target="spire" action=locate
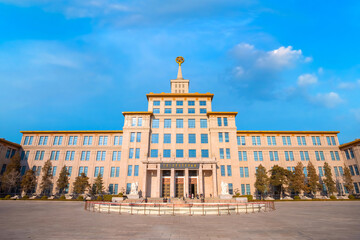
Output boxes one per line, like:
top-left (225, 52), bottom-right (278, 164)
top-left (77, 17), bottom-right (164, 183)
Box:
top-left (171, 56), bottom-right (189, 93)
top-left (175, 56), bottom-right (184, 80)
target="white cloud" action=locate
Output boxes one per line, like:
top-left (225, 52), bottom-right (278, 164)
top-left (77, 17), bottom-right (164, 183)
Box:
top-left (297, 73), bottom-right (318, 86)
top-left (338, 79), bottom-right (360, 89)
top-left (311, 92), bottom-right (344, 108)
top-left (256, 46), bottom-right (303, 69)
top-left (233, 66), bottom-right (244, 77)
top-left (304, 56), bottom-right (313, 63)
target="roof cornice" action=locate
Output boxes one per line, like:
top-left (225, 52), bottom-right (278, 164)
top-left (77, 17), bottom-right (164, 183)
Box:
top-left (339, 139), bottom-right (360, 149)
top-left (236, 130), bottom-right (340, 134)
top-left (20, 130), bottom-right (123, 134)
top-left (146, 92), bottom-right (214, 100)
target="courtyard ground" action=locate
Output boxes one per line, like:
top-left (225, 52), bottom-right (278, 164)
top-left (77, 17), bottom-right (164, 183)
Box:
top-left (0, 200), bottom-right (359, 239)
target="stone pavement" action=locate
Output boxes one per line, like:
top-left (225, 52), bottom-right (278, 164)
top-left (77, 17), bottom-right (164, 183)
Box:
top-left (0, 201), bottom-right (359, 239)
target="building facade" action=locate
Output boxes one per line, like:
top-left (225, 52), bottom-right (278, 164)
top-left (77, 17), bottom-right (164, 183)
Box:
top-left (0, 138), bottom-right (23, 176)
top-left (340, 139), bottom-right (360, 194)
top-left (18, 59), bottom-right (350, 198)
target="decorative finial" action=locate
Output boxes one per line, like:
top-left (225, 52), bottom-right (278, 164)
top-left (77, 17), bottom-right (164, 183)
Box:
top-left (175, 56), bottom-right (184, 66)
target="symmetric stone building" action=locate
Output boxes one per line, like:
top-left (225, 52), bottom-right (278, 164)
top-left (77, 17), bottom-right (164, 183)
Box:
top-left (8, 58), bottom-right (357, 198)
top-left (340, 139), bottom-right (360, 194)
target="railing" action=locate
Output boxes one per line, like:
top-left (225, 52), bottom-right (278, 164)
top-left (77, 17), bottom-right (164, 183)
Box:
top-left (84, 201), bottom-right (275, 216)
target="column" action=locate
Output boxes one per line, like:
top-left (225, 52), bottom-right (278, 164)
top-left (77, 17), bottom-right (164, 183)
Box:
top-left (170, 168), bottom-right (175, 198)
top-left (157, 164), bottom-right (161, 198)
top-left (199, 165), bottom-right (203, 195)
top-left (184, 168), bottom-right (189, 198)
top-left (212, 164), bottom-right (218, 197)
top-left (142, 164), bottom-right (148, 198)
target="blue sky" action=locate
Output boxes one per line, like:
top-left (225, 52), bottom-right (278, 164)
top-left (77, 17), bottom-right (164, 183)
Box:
top-left (0, 0), bottom-right (359, 144)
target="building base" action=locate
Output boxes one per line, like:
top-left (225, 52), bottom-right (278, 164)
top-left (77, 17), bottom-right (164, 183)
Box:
top-left (219, 194), bottom-right (232, 200)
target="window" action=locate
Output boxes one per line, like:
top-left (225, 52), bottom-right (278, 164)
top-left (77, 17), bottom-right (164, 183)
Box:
top-left (176, 134), bottom-right (183, 144)
top-left (335, 151), bottom-right (340, 161)
top-left (135, 148), bottom-right (140, 159)
top-left (110, 167), bottom-right (116, 177)
top-left (254, 151), bottom-right (263, 161)
top-left (164, 134), bottom-right (171, 144)
top-left (1, 164), bottom-right (7, 175)
top-left (189, 149), bottom-right (196, 158)
top-left (269, 151), bottom-right (279, 161)
top-left (163, 149), bottom-right (171, 158)
top-left (152, 119), bottom-right (159, 128)
top-left (303, 167), bottom-right (308, 177)
top-left (349, 166), bottom-right (355, 176)
top-left (227, 165), bottom-right (232, 176)
top-left (38, 136), bottom-right (48, 145)
top-left (201, 134), bottom-right (208, 144)
top-left (201, 149), bottom-right (209, 158)
top-left (327, 136), bottom-right (336, 145)
top-left (223, 117), bottom-right (228, 126)
top-left (78, 166), bottom-right (88, 176)
top-left (217, 117), bottom-right (222, 126)
top-left (35, 151), bottom-right (40, 160)
top-left (354, 183), bottom-right (360, 194)
top-left (315, 151), bottom-right (325, 161)
top-left (252, 136), bottom-right (261, 145)
top-left (224, 132), bottom-right (229, 142)
top-left (334, 167), bottom-right (339, 177)
top-left (218, 133), bottom-right (223, 143)
top-left (188, 108), bottom-right (195, 114)
top-left (98, 136), bottom-right (108, 145)
top-left (354, 165), bottom-right (360, 175)
top-left (138, 118), bottom-right (142, 126)
top-left (282, 136), bottom-right (291, 145)
top-left (312, 136), bottom-right (321, 145)
top-left (128, 148), bottom-right (134, 159)
top-left (127, 165), bottom-right (132, 176)
top-left (24, 136), bottom-right (34, 145)
top-left (188, 101), bottom-right (195, 106)
top-left (112, 151), bottom-right (121, 161)
top-left (165, 100), bottom-right (172, 106)
top-left (136, 133), bottom-right (141, 142)
top-left (297, 136), bottom-right (306, 145)
top-left (267, 136), bottom-right (276, 145)
top-left (176, 108), bottom-right (183, 114)
top-left (96, 151), bottom-right (106, 161)
top-left (151, 134), bottom-right (159, 144)
top-left (219, 148), bottom-right (224, 159)
top-left (68, 136), bottom-right (78, 145)
top-left (200, 108), bottom-right (207, 114)
top-left (200, 101), bottom-right (206, 106)
top-left (221, 165), bottom-right (225, 176)
top-left (131, 117), bottom-right (137, 126)
top-left (164, 119), bottom-right (171, 128)
top-left (237, 136), bottom-right (246, 145)
top-left (241, 184), bottom-right (246, 195)
top-left (53, 136), bottom-right (63, 145)
top-left (65, 151), bottom-right (75, 161)
top-left (246, 184), bottom-right (251, 195)
top-left (176, 119), bottom-right (183, 128)
top-left (318, 167), bottom-right (324, 177)
top-left (134, 165), bottom-right (139, 176)
top-left (238, 151), bottom-right (247, 161)
top-left (330, 151), bottom-right (335, 161)
top-left (300, 151), bottom-right (309, 161)
top-left (188, 119), bottom-right (195, 128)
top-left (130, 132), bottom-right (135, 142)
top-left (153, 108), bottom-right (160, 114)
top-left (150, 149), bottom-right (158, 158)
top-left (226, 148), bottom-right (231, 159)
top-left (165, 108), bottom-right (172, 114)
top-left (200, 119), bottom-right (207, 128)
top-left (83, 136), bottom-right (93, 145)
top-left (176, 149), bottom-right (184, 158)
top-left (285, 151), bottom-right (294, 161)
top-left (114, 136), bottom-right (122, 145)
top-left (350, 149), bottom-right (355, 158)
top-left (153, 101), bottom-right (160, 106)
top-left (176, 101), bottom-right (183, 106)
top-left (240, 167), bottom-right (249, 177)
top-left (188, 134), bottom-right (196, 144)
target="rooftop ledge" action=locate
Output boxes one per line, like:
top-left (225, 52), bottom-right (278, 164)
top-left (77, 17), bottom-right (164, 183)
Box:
top-left (339, 139), bottom-right (360, 148)
top-left (122, 111), bottom-right (153, 116)
top-left (236, 130), bottom-right (340, 135)
top-left (146, 92), bottom-right (214, 100)
top-left (207, 112), bottom-right (238, 116)
top-left (20, 130), bottom-right (123, 134)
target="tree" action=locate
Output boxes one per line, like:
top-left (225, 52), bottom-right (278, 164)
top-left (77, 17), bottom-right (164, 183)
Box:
top-left (56, 166), bottom-right (69, 195)
top-left (288, 162), bottom-right (305, 196)
top-left (93, 174), bottom-right (104, 195)
top-left (343, 165), bottom-right (354, 195)
top-left (73, 173), bottom-right (90, 195)
top-left (21, 170), bottom-right (37, 195)
top-left (1, 153), bottom-right (21, 194)
top-left (254, 164), bottom-right (269, 200)
top-left (269, 165), bottom-right (290, 199)
top-left (323, 162), bottom-right (337, 196)
top-left (306, 161), bottom-right (321, 196)
top-left (40, 160), bottom-right (53, 196)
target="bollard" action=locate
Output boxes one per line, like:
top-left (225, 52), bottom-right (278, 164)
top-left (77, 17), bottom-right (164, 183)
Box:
top-left (131, 204), bottom-right (133, 215)
top-left (93, 202), bottom-right (95, 212)
top-left (202, 204), bottom-right (205, 216)
top-left (84, 201), bottom-right (87, 210)
top-left (172, 204), bottom-right (175, 216)
top-left (108, 203), bottom-right (111, 214)
top-left (99, 203), bottom-right (101, 213)
top-left (258, 204), bottom-right (261, 213)
top-left (236, 204), bottom-right (239, 215)
top-left (144, 204), bottom-right (146, 215)
top-left (189, 205), bottom-right (192, 216)
top-left (227, 204), bottom-right (230, 215)
top-left (119, 203), bottom-right (121, 215)
top-left (158, 204), bottom-right (161, 216)
top-left (217, 204), bottom-right (220, 216)
top-left (245, 203), bottom-right (248, 214)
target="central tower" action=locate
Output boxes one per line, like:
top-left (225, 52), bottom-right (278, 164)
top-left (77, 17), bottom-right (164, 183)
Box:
top-left (171, 56), bottom-right (189, 93)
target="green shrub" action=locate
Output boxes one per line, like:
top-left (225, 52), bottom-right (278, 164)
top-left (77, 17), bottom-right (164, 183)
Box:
top-left (22, 195), bottom-right (29, 200)
top-left (96, 196), bottom-right (103, 201)
top-left (4, 195), bottom-right (11, 200)
top-left (77, 196), bottom-right (84, 201)
top-left (118, 193), bottom-right (123, 197)
top-left (59, 195), bottom-right (66, 200)
top-left (41, 196), bottom-right (48, 200)
top-left (330, 195), bottom-right (337, 200)
top-left (234, 195), bottom-right (253, 201)
top-left (348, 195), bottom-right (355, 200)
top-left (293, 196), bottom-right (301, 200)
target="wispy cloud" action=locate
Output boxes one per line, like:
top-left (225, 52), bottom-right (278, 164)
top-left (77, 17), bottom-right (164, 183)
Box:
top-left (310, 92), bottom-right (344, 108)
top-left (297, 73), bottom-right (318, 86)
top-left (338, 79), bottom-right (360, 89)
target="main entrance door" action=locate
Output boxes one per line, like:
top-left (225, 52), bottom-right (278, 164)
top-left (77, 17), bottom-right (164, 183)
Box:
top-left (162, 178), bottom-right (170, 198)
top-left (175, 178), bottom-right (184, 197)
top-left (189, 177), bottom-right (197, 197)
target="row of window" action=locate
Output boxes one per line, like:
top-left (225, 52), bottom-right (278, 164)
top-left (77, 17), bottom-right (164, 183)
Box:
top-left (237, 151), bottom-right (341, 161)
top-left (152, 119), bottom-right (208, 128)
top-left (150, 149), bottom-right (210, 158)
top-left (32, 150), bottom-right (122, 162)
top-left (0, 164), bottom-right (26, 175)
top-left (153, 100), bottom-right (207, 107)
top-left (23, 135), bottom-right (123, 146)
top-left (153, 108), bottom-right (207, 114)
top-left (237, 136), bottom-right (337, 146)
top-left (151, 133), bottom-right (209, 144)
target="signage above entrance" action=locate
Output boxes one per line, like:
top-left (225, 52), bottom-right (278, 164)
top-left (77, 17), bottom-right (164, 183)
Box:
top-left (160, 163), bottom-right (199, 169)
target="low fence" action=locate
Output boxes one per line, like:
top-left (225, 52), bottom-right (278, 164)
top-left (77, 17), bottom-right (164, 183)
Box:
top-left (84, 201), bottom-right (275, 216)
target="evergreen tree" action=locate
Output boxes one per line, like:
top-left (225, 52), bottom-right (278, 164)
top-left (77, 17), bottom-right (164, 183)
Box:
top-left (94, 174), bottom-right (104, 195)
top-left (288, 162), bottom-right (305, 196)
top-left (306, 161), bottom-right (321, 196)
top-left (56, 166), bottom-right (69, 195)
top-left (343, 164), bottom-right (354, 195)
top-left (21, 170), bottom-right (37, 195)
top-left (323, 162), bottom-right (337, 196)
top-left (254, 164), bottom-right (269, 200)
top-left (269, 165), bottom-right (289, 198)
top-left (40, 160), bottom-right (53, 196)
top-left (73, 173), bottom-right (90, 195)
top-left (1, 153), bottom-right (21, 194)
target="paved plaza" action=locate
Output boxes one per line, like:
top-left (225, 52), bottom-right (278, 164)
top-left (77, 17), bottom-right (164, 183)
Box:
top-left (0, 201), bottom-right (359, 240)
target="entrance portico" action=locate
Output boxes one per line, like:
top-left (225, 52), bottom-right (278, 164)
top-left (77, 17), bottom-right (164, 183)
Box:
top-left (142, 161), bottom-right (217, 198)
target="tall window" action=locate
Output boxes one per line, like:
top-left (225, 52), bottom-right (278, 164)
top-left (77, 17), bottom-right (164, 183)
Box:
top-left (269, 151), bottom-right (279, 161)
top-left (164, 134), bottom-right (171, 144)
top-left (297, 136), bottom-right (306, 145)
top-left (112, 151), bottom-right (121, 161)
top-left (98, 136), bottom-right (108, 145)
top-left (238, 151), bottom-right (247, 161)
top-left (68, 136), bottom-right (78, 145)
top-left (135, 148), bottom-right (140, 159)
top-left (219, 148), bottom-right (224, 159)
top-left (201, 134), bottom-right (208, 144)
top-left (137, 117), bottom-right (142, 126)
top-left (221, 165), bottom-right (225, 176)
top-left (237, 136), bottom-right (246, 145)
top-left (300, 151), bottom-right (309, 161)
top-left (131, 117), bottom-right (137, 126)
top-left (218, 132), bottom-right (223, 143)
top-left (38, 136), bottom-right (48, 145)
top-left (129, 148), bottom-right (134, 159)
top-left (226, 148), bottom-right (231, 159)
top-left (327, 136), bottom-right (336, 145)
top-left (134, 165), bottom-right (139, 176)
top-left (224, 132), bottom-right (229, 142)
top-left (83, 136), bottom-right (93, 145)
top-left (164, 119), bottom-right (171, 128)
top-left (176, 119), bottom-right (183, 128)
top-left (176, 149), bottom-right (184, 158)
top-left (188, 119), bottom-right (195, 128)
top-left (127, 165), bottom-right (132, 176)
top-left (227, 165), bottom-right (232, 176)
top-left (223, 117), bottom-right (228, 126)
top-left (188, 134), bottom-right (196, 144)
top-left (130, 133), bottom-right (135, 142)
top-left (114, 136), bottom-right (122, 145)
top-left (282, 136), bottom-right (291, 145)
top-left (201, 149), bottom-right (209, 158)
top-left (65, 151), bottom-right (75, 161)
top-left (176, 134), bottom-right (183, 144)
top-left (163, 149), bottom-right (171, 158)
top-left (151, 134), bottom-right (159, 144)
top-left (253, 151), bottom-right (263, 161)
top-left (136, 133), bottom-right (141, 142)
top-left (200, 119), bottom-right (207, 128)
top-left (285, 151), bottom-right (294, 161)
top-left (312, 136), bottom-right (321, 145)
top-left (96, 151), bottom-right (106, 161)
top-left (189, 149), bottom-right (196, 158)
top-left (152, 119), bottom-right (159, 128)
top-left (318, 167), bottom-right (324, 177)
top-left (24, 136), bottom-right (34, 145)
top-left (267, 136), bottom-right (276, 145)
top-left (252, 136), bottom-right (261, 145)
top-left (217, 117), bottom-right (222, 127)
top-left (53, 136), bottom-right (63, 145)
